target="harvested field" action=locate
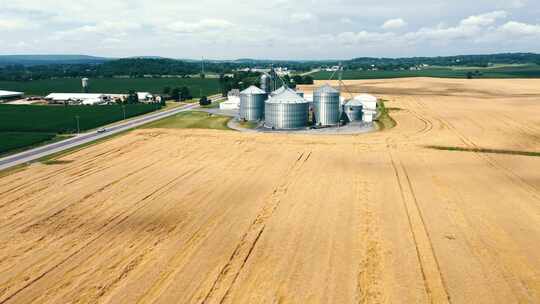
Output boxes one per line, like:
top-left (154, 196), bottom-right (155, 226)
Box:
top-left (1, 78), bottom-right (540, 303)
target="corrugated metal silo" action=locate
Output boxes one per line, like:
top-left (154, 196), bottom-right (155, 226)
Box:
top-left (264, 88), bottom-right (309, 129)
top-left (240, 86), bottom-right (268, 121)
top-left (313, 84), bottom-right (340, 126)
top-left (344, 99), bottom-right (363, 122)
top-left (260, 74), bottom-right (271, 93)
top-left (271, 86), bottom-right (287, 96)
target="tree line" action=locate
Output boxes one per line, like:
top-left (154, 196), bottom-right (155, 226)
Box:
top-left (1, 53), bottom-right (539, 82)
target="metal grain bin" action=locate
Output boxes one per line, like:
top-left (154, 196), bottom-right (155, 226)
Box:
top-left (240, 86), bottom-right (268, 121)
top-left (264, 88), bottom-right (309, 129)
top-left (271, 86), bottom-right (287, 96)
top-left (344, 99), bottom-right (363, 122)
top-left (313, 84), bottom-right (340, 126)
top-left (260, 74), bottom-right (271, 93)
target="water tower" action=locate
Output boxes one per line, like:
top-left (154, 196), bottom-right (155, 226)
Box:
top-left (82, 78), bottom-right (89, 93)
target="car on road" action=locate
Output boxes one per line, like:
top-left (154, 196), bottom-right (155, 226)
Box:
top-left (97, 128), bottom-right (107, 133)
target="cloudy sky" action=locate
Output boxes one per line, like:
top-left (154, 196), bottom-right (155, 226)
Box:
top-left (1, 0), bottom-right (540, 59)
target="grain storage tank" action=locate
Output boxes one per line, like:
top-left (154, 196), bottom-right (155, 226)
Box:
top-left (82, 78), bottom-right (89, 93)
top-left (265, 88), bottom-right (309, 129)
top-left (354, 94), bottom-right (378, 122)
top-left (260, 74), bottom-right (271, 93)
top-left (344, 99), bottom-right (363, 122)
top-left (313, 84), bottom-right (340, 126)
top-left (271, 86), bottom-right (287, 96)
top-left (240, 86), bottom-right (268, 121)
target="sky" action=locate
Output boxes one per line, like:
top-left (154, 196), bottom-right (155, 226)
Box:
top-left (1, 0), bottom-right (540, 60)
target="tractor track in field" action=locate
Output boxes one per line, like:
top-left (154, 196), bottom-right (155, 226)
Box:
top-left (0, 173), bottom-right (186, 304)
top-left (417, 98), bottom-right (540, 202)
top-left (201, 151), bottom-right (311, 304)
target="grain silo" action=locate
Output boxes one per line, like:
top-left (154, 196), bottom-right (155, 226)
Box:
top-left (260, 74), bottom-right (271, 93)
top-left (240, 86), bottom-right (268, 121)
top-left (271, 86), bottom-right (287, 96)
top-left (82, 78), bottom-right (89, 93)
top-left (344, 99), bottom-right (363, 122)
top-left (313, 84), bottom-right (340, 126)
top-left (265, 88), bottom-right (309, 129)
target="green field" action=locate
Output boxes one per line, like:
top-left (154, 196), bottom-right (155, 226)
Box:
top-left (142, 111), bottom-right (232, 130)
top-left (0, 104), bottom-right (161, 134)
top-left (0, 78), bottom-right (220, 97)
top-left (313, 65), bottom-right (540, 80)
top-left (0, 132), bottom-right (59, 155)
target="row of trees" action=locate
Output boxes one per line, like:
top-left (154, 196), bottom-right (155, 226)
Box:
top-left (218, 71), bottom-right (261, 96)
top-left (162, 86), bottom-right (192, 101)
top-left (3, 54), bottom-right (539, 82)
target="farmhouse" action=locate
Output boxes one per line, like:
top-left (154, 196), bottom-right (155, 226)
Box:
top-left (0, 90), bottom-right (24, 102)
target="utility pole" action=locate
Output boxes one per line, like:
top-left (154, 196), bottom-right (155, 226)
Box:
top-left (122, 105), bottom-right (126, 120)
top-left (75, 115), bottom-right (80, 134)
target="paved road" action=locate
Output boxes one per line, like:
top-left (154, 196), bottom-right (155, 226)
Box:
top-left (0, 103), bottom-right (201, 171)
top-left (300, 69), bottom-right (320, 76)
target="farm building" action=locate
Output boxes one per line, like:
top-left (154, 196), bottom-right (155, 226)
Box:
top-left (45, 93), bottom-right (110, 105)
top-left (354, 94), bottom-right (378, 122)
top-left (137, 92), bottom-right (154, 102)
top-left (0, 90), bottom-right (24, 102)
top-left (45, 92), bottom-right (157, 105)
top-left (220, 89), bottom-right (241, 110)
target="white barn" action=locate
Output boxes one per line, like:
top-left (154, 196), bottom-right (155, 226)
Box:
top-left (0, 90), bottom-right (24, 102)
top-left (45, 93), bottom-right (110, 105)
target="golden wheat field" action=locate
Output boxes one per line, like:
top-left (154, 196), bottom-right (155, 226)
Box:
top-left (1, 78), bottom-right (539, 303)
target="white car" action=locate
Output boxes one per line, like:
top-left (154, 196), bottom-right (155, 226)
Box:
top-left (97, 128), bottom-right (107, 133)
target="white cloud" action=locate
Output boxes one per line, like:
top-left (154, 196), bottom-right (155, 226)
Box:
top-left (165, 19), bottom-right (233, 34)
top-left (52, 21), bottom-right (141, 41)
top-left (0, 17), bottom-right (35, 30)
top-left (335, 11), bottom-right (534, 48)
top-left (499, 21), bottom-right (540, 36)
top-left (290, 13), bottom-right (317, 23)
top-left (382, 18), bottom-right (407, 30)
top-left (340, 17), bottom-right (353, 25)
top-left (1, 1), bottom-right (540, 59)
top-left (460, 11), bottom-right (507, 27)
top-left (337, 31), bottom-right (395, 46)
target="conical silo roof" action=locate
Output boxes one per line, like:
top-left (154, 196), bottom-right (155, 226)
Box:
top-left (266, 88), bottom-right (308, 104)
top-left (314, 84), bottom-right (340, 94)
top-left (271, 86), bottom-right (287, 96)
top-left (240, 85), bottom-right (266, 95)
top-left (345, 99), bottom-right (364, 106)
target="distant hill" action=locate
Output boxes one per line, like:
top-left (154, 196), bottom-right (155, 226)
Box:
top-left (345, 53), bottom-right (540, 68)
top-left (0, 55), bottom-right (111, 66)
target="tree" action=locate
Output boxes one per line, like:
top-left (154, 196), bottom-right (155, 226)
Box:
top-left (126, 90), bottom-right (139, 104)
top-left (199, 96), bottom-right (211, 106)
top-left (170, 88), bottom-right (180, 101)
top-left (180, 86), bottom-right (192, 100)
top-left (292, 75), bottom-right (303, 84)
top-left (162, 86), bottom-right (171, 95)
top-left (304, 75), bottom-right (314, 85)
top-left (466, 72), bottom-right (473, 79)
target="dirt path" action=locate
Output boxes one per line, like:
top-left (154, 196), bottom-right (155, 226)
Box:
top-left (1, 78), bottom-right (539, 303)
